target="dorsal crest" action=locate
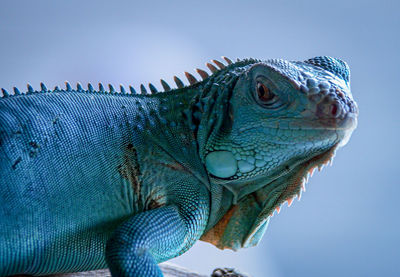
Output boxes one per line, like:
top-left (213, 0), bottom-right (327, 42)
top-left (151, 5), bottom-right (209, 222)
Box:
top-left (0, 56), bottom-right (255, 98)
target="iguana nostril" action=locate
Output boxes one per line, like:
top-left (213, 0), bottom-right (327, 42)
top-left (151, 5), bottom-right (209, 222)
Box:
top-left (316, 97), bottom-right (344, 119)
top-left (330, 103), bottom-right (338, 116)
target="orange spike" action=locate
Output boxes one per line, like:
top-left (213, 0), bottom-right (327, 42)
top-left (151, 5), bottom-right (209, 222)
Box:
top-left (206, 62), bottom-right (218, 73)
top-left (275, 206), bottom-right (280, 214)
top-left (212, 59), bottom-right (225, 69)
top-left (196, 68), bottom-right (209, 80)
top-left (173, 76), bottom-right (185, 88)
top-left (287, 198), bottom-right (293, 207)
top-left (308, 167), bottom-right (315, 177)
top-left (184, 72), bottom-right (198, 85)
top-left (222, 56), bottom-right (233, 64)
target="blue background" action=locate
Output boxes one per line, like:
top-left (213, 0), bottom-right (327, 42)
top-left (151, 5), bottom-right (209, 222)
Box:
top-left (1, 1), bottom-right (399, 276)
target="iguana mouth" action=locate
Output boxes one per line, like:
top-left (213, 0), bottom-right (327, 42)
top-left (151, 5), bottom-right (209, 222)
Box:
top-left (242, 145), bottom-right (338, 248)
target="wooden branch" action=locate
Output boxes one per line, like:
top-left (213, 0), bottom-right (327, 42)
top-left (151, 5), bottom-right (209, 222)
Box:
top-left (49, 263), bottom-right (250, 277)
top-left (159, 263), bottom-right (208, 277)
top-left (49, 263), bottom-right (207, 277)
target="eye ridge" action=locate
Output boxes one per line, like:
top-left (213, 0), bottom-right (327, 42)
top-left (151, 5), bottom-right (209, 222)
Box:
top-left (256, 82), bottom-right (275, 102)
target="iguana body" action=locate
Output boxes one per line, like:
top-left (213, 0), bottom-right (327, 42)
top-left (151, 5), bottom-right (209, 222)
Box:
top-left (0, 56), bottom-right (358, 276)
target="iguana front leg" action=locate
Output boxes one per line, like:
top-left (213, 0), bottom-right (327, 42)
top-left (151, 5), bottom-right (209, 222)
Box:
top-left (105, 181), bottom-right (209, 277)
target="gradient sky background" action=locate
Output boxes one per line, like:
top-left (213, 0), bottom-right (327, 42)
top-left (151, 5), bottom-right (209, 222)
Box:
top-left (0, 1), bottom-right (399, 276)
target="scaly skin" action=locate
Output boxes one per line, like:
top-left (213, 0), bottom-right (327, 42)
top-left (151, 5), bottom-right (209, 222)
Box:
top-left (0, 56), bottom-right (358, 276)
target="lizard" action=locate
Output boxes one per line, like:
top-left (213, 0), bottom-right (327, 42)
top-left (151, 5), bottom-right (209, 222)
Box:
top-left (0, 56), bottom-right (358, 277)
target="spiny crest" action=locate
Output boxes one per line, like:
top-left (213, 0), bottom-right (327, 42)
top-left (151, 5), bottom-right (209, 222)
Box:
top-left (140, 84), bottom-right (147, 94)
top-left (184, 72), bottom-right (198, 85)
top-left (13, 87), bottom-right (21, 95)
top-left (173, 76), bottom-right (185, 89)
top-left (40, 82), bottom-right (48, 92)
top-left (27, 84), bottom-right (34, 93)
top-left (1, 56), bottom-right (254, 98)
top-left (196, 68), bottom-right (209, 80)
top-left (160, 79), bottom-right (171, 91)
top-left (148, 83), bottom-right (158, 94)
top-left (1, 88), bottom-right (9, 97)
top-left (77, 82), bottom-right (84, 92)
top-left (120, 85), bottom-right (126, 94)
top-left (206, 63), bottom-right (218, 73)
top-left (109, 84), bottom-right (115, 93)
top-left (169, 56), bottom-right (236, 89)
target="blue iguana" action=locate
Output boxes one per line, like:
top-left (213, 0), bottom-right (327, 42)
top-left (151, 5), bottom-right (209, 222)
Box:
top-left (0, 56), bottom-right (358, 276)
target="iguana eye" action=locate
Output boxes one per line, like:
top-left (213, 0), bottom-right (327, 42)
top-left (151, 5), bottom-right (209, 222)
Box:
top-left (256, 82), bottom-right (275, 103)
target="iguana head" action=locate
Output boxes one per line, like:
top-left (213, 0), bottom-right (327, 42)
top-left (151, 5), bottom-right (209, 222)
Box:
top-left (198, 56), bottom-right (358, 250)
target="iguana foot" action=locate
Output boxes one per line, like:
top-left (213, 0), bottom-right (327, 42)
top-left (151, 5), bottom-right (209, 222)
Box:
top-left (211, 267), bottom-right (249, 277)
